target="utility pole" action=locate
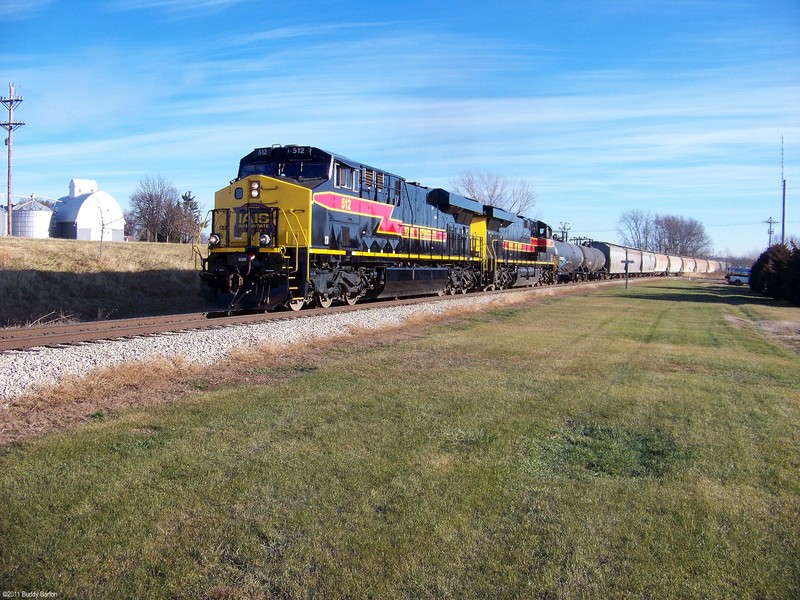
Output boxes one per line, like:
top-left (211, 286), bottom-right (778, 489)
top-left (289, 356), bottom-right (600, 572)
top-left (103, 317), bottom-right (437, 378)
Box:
top-left (765, 217), bottom-right (777, 247)
top-left (558, 221), bottom-right (570, 242)
top-left (1, 83), bottom-right (25, 236)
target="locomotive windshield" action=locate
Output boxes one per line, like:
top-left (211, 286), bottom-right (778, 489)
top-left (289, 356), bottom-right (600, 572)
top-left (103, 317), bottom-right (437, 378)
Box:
top-left (237, 146), bottom-right (332, 182)
top-left (238, 159), bottom-right (330, 181)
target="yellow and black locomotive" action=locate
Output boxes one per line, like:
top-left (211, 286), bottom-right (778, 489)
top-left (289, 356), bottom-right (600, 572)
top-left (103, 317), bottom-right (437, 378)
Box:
top-left (199, 145), bottom-right (557, 311)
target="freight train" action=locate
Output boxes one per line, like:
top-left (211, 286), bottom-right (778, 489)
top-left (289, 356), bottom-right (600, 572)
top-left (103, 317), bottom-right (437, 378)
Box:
top-left (198, 145), bottom-right (723, 311)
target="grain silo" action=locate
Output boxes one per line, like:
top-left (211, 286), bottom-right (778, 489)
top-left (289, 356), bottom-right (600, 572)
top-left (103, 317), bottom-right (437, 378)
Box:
top-left (12, 199), bottom-right (52, 238)
top-left (0, 206), bottom-right (7, 236)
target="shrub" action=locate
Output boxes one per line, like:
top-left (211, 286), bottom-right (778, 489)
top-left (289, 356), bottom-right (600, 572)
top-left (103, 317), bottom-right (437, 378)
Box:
top-left (751, 243), bottom-right (799, 305)
top-left (788, 243), bottom-right (800, 306)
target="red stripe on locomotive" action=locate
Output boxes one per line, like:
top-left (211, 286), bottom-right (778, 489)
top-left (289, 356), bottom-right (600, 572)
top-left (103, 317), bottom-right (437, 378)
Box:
top-left (314, 192), bottom-right (404, 236)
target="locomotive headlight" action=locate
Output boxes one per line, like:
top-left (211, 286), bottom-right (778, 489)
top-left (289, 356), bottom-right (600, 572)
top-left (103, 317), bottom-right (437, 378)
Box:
top-left (259, 232), bottom-right (271, 246)
top-left (250, 180), bottom-right (261, 198)
top-left (208, 233), bottom-right (221, 247)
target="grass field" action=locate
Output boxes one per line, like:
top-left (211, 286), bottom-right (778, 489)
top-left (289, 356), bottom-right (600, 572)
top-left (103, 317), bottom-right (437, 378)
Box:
top-left (1, 280), bottom-right (798, 598)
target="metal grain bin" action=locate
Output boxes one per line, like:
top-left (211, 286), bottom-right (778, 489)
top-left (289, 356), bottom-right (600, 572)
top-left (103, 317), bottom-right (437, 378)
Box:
top-left (12, 200), bottom-right (52, 238)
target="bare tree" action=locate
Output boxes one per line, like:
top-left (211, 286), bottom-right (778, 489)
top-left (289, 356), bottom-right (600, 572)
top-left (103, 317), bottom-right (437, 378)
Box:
top-left (617, 210), bottom-right (712, 256)
top-left (129, 176), bottom-right (180, 242)
top-left (450, 171), bottom-right (536, 216)
top-left (507, 178), bottom-right (536, 217)
top-left (653, 215), bottom-right (712, 256)
top-left (160, 199), bottom-right (187, 243)
top-left (617, 209), bottom-right (654, 250)
top-left (94, 197), bottom-right (124, 258)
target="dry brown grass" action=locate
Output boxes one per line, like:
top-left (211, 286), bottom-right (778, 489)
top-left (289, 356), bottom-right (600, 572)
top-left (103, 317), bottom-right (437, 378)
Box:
top-left (0, 320), bottom-right (439, 445)
top-left (0, 237), bottom-right (206, 325)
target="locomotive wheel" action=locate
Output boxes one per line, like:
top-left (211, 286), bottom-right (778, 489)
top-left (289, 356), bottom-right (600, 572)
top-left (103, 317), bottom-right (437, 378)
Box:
top-left (344, 294), bottom-right (359, 306)
top-left (287, 298), bottom-right (305, 312)
top-left (315, 293), bottom-right (333, 309)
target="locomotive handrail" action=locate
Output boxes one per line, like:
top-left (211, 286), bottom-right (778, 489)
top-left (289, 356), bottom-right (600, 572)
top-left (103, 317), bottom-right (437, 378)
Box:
top-left (191, 210), bottom-right (213, 270)
top-left (485, 236), bottom-right (498, 271)
top-left (278, 207), bottom-right (310, 282)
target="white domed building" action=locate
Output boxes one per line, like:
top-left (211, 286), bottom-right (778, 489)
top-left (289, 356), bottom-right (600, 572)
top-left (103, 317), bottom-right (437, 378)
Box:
top-left (50, 179), bottom-right (126, 241)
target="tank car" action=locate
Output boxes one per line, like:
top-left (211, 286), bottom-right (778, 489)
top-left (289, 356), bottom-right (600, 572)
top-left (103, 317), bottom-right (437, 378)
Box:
top-left (578, 244), bottom-right (606, 278)
top-left (199, 145), bottom-right (557, 311)
top-left (553, 239), bottom-right (584, 282)
top-left (553, 239), bottom-right (605, 282)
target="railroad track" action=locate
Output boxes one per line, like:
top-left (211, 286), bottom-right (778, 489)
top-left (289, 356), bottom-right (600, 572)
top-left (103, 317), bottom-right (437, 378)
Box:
top-left (0, 279), bottom-right (648, 353)
top-left (0, 293), bottom-right (458, 352)
top-left (0, 306), bottom-right (359, 353)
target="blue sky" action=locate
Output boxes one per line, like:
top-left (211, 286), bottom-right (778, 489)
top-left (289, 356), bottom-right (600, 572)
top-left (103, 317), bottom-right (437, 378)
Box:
top-left (2, 0), bottom-right (798, 256)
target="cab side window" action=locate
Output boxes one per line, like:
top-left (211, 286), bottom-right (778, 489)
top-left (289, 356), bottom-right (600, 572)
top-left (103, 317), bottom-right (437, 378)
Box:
top-left (335, 162), bottom-right (358, 192)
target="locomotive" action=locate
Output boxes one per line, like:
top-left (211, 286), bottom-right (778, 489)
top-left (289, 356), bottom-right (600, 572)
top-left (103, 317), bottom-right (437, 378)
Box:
top-left (198, 145), bottom-right (724, 311)
top-left (199, 145), bottom-right (557, 311)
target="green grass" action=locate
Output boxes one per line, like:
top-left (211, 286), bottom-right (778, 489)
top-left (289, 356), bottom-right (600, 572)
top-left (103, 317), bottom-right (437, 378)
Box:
top-left (1, 281), bottom-right (798, 598)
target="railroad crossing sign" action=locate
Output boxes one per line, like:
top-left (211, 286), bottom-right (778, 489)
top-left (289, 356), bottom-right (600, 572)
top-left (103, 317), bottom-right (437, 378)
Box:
top-left (621, 259), bottom-right (633, 288)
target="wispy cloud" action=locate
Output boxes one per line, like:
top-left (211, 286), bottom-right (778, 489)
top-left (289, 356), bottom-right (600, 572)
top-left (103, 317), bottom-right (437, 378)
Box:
top-left (108, 0), bottom-right (256, 15)
top-left (0, 0), bottom-right (54, 21)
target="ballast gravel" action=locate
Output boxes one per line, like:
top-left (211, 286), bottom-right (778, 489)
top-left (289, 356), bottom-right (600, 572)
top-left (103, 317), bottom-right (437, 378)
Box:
top-left (0, 293), bottom-right (515, 403)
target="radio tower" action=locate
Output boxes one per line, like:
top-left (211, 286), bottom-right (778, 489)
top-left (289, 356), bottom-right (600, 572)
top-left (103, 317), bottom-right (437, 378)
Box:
top-left (781, 136), bottom-right (787, 245)
top-left (1, 83), bottom-right (25, 236)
